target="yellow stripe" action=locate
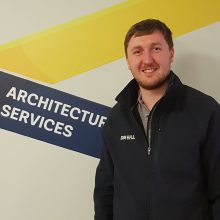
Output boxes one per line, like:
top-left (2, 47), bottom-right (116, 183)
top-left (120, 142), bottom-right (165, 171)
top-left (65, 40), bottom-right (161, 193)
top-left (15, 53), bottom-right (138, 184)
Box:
top-left (0, 0), bottom-right (219, 83)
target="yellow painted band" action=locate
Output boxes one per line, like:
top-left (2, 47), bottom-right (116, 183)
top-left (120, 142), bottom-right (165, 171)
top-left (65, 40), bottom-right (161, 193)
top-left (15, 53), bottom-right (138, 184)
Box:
top-left (0, 0), bottom-right (219, 83)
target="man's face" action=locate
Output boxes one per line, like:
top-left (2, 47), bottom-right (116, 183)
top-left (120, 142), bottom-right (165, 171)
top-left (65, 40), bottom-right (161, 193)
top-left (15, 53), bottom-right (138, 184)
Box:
top-left (126, 31), bottom-right (174, 90)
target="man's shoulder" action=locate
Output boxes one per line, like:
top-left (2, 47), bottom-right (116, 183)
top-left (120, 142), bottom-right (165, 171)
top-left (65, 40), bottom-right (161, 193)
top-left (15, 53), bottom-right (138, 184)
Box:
top-left (107, 102), bottom-right (127, 120)
top-left (103, 101), bottom-right (130, 131)
top-left (183, 84), bottom-right (220, 109)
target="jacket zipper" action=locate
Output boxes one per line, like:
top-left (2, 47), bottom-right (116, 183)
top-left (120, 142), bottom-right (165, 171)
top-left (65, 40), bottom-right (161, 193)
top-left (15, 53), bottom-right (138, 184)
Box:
top-left (146, 102), bottom-right (158, 156)
top-left (147, 146), bottom-right (151, 156)
top-left (145, 101), bottom-right (160, 220)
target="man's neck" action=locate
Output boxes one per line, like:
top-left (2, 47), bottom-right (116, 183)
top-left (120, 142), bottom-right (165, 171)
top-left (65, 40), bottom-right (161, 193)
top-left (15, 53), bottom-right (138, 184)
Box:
top-left (139, 83), bottom-right (168, 111)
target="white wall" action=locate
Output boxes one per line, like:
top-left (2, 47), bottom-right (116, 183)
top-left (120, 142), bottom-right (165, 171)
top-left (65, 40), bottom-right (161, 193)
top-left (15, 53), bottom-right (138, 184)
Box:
top-left (0, 1), bottom-right (219, 219)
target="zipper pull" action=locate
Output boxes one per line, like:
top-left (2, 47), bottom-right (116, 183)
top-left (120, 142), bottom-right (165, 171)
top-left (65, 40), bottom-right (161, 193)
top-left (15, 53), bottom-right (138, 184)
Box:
top-left (147, 146), bottom-right (151, 156)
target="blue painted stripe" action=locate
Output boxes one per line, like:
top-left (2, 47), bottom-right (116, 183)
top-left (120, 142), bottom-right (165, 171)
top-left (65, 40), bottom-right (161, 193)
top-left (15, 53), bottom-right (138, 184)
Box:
top-left (0, 71), bottom-right (110, 158)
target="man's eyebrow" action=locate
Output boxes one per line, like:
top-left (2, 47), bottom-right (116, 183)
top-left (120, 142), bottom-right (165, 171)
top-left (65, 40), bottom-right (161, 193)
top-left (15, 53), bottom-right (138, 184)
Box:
top-left (151, 42), bottom-right (162, 46)
top-left (129, 42), bottom-right (163, 51)
top-left (130, 46), bottom-right (142, 50)
top-left (130, 42), bottom-right (162, 49)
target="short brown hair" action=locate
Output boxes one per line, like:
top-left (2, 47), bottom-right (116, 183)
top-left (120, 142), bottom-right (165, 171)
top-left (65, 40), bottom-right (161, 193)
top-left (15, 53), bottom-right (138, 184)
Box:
top-left (124, 19), bottom-right (173, 56)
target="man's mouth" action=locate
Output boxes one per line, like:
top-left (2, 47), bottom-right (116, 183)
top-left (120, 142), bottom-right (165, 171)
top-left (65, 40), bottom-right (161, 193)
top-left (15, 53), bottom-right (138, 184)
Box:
top-left (141, 67), bottom-right (158, 73)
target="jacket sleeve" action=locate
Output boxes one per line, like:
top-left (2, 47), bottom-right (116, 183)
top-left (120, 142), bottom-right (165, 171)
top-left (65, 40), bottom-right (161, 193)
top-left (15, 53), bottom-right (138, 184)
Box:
top-left (203, 105), bottom-right (220, 219)
top-left (93, 127), bottom-right (114, 220)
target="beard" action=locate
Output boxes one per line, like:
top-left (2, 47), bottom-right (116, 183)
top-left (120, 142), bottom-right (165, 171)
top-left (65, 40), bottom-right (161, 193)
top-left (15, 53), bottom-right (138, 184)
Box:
top-left (136, 71), bottom-right (171, 90)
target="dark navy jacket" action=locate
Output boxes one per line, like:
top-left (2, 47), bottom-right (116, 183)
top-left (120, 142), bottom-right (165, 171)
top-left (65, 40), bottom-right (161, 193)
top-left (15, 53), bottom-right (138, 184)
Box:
top-left (94, 72), bottom-right (220, 220)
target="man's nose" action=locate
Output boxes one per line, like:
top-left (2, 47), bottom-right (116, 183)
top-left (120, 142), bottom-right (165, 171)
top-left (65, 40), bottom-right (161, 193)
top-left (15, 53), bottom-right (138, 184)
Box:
top-left (142, 51), bottom-right (154, 64)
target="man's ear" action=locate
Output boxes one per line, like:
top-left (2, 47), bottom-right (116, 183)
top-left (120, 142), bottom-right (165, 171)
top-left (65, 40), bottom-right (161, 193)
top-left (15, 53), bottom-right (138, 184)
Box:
top-left (170, 48), bottom-right (174, 63)
top-left (126, 58), bottom-right (131, 70)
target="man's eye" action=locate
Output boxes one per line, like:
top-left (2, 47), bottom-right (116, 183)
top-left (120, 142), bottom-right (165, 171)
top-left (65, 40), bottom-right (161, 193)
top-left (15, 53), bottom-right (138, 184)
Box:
top-left (153, 47), bottom-right (161, 52)
top-left (133, 50), bottom-right (141, 55)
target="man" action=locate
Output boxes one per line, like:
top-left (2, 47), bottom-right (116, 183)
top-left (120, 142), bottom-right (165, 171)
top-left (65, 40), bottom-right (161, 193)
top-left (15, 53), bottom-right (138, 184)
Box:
top-left (94, 19), bottom-right (220, 220)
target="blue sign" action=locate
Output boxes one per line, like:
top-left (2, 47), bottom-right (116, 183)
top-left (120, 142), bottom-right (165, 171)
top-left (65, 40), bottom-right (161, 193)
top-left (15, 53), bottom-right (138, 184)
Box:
top-left (0, 71), bottom-right (110, 158)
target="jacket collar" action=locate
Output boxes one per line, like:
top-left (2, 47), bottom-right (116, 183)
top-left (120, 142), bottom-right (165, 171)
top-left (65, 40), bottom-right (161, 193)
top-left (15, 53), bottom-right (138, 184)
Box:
top-left (115, 71), bottom-right (183, 110)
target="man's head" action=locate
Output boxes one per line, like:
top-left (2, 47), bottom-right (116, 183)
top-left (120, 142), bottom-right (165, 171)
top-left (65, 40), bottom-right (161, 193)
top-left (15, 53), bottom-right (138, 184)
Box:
top-left (125, 19), bottom-right (174, 91)
top-left (124, 19), bottom-right (173, 57)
